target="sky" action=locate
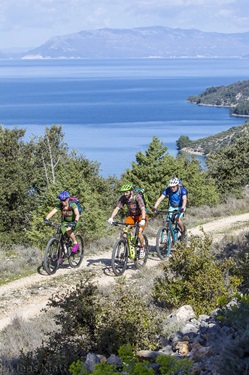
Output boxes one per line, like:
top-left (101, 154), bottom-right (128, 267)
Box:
top-left (0, 0), bottom-right (249, 51)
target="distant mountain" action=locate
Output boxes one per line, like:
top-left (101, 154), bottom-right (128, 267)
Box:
top-left (3, 26), bottom-right (249, 59)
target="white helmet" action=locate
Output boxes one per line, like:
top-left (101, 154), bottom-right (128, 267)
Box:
top-left (168, 177), bottom-right (179, 187)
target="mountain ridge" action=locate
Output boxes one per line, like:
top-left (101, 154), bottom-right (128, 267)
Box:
top-left (2, 26), bottom-right (249, 59)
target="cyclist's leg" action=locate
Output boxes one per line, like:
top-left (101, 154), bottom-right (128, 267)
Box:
top-left (123, 216), bottom-right (135, 238)
top-left (176, 208), bottom-right (186, 238)
top-left (61, 221), bottom-right (81, 252)
top-left (137, 214), bottom-right (149, 246)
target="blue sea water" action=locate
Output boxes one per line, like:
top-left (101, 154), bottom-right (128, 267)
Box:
top-left (0, 58), bottom-right (248, 177)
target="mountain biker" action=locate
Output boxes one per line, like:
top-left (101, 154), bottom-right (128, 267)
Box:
top-left (107, 184), bottom-right (148, 258)
top-left (44, 190), bottom-right (81, 253)
top-left (152, 177), bottom-right (187, 240)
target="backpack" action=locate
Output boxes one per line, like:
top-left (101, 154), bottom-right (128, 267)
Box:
top-left (178, 181), bottom-right (188, 195)
top-left (69, 197), bottom-right (82, 214)
top-left (133, 187), bottom-right (149, 212)
top-left (177, 181), bottom-right (188, 205)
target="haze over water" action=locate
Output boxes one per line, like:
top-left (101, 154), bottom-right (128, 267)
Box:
top-left (0, 58), bottom-right (248, 177)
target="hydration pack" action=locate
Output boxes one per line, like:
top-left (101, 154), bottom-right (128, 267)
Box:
top-left (69, 197), bottom-right (82, 214)
top-left (133, 187), bottom-right (149, 212)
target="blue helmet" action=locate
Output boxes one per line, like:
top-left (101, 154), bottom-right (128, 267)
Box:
top-left (58, 190), bottom-right (70, 201)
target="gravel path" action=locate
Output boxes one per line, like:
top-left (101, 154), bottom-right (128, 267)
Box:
top-left (1, 213), bottom-right (249, 331)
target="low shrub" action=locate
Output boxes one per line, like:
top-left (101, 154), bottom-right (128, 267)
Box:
top-left (18, 274), bottom-right (162, 374)
top-left (153, 232), bottom-right (241, 316)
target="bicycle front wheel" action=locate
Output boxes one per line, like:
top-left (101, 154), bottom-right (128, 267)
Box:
top-left (68, 233), bottom-right (84, 268)
top-left (111, 238), bottom-right (128, 276)
top-left (156, 226), bottom-right (171, 259)
top-left (134, 234), bottom-right (149, 269)
top-left (43, 237), bottom-right (60, 275)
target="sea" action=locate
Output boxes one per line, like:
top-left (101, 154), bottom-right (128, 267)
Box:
top-left (0, 58), bottom-right (248, 178)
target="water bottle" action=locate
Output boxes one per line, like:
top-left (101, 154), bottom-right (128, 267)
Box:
top-left (63, 243), bottom-right (67, 255)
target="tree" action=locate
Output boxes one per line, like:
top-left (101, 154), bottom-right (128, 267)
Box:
top-left (176, 135), bottom-right (191, 150)
top-left (0, 126), bottom-right (35, 244)
top-left (123, 137), bottom-right (177, 209)
top-left (122, 137), bottom-right (219, 208)
top-left (206, 133), bottom-right (249, 198)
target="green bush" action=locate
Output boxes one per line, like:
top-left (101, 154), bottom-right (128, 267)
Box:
top-left (19, 276), bottom-right (162, 374)
top-left (156, 354), bottom-right (193, 375)
top-left (153, 232), bottom-right (241, 316)
top-left (69, 344), bottom-right (193, 375)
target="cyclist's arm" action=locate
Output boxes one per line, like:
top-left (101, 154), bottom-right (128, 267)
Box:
top-left (110, 206), bottom-right (120, 220)
top-left (45, 208), bottom-right (58, 221)
top-left (153, 194), bottom-right (166, 210)
top-left (73, 206), bottom-right (80, 221)
top-left (181, 195), bottom-right (187, 210)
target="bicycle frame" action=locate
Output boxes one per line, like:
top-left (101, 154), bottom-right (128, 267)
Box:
top-left (117, 222), bottom-right (139, 259)
top-left (155, 210), bottom-right (181, 259)
top-left (52, 223), bottom-right (72, 257)
top-left (111, 221), bottom-right (149, 276)
top-left (43, 222), bottom-right (84, 275)
top-left (165, 211), bottom-right (180, 243)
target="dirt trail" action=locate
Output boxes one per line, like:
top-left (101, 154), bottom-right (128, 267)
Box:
top-left (1, 213), bottom-right (249, 331)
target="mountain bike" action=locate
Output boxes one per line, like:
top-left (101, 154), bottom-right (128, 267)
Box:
top-left (111, 222), bottom-right (149, 276)
top-left (43, 222), bottom-right (84, 275)
top-left (155, 210), bottom-right (183, 259)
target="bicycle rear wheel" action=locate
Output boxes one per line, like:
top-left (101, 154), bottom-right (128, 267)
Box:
top-left (156, 226), bottom-right (172, 259)
top-left (111, 238), bottom-right (128, 276)
top-left (43, 237), bottom-right (60, 275)
top-left (68, 233), bottom-right (84, 268)
top-left (134, 234), bottom-right (149, 269)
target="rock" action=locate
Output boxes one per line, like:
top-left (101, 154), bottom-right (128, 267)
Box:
top-left (168, 305), bottom-right (196, 323)
top-left (174, 341), bottom-right (190, 355)
top-left (84, 352), bottom-right (100, 373)
top-left (137, 350), bottom-right (164, 361)
top-left (107, 354), bottom-right (122, 368)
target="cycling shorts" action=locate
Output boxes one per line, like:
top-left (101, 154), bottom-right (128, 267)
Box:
top-left (124, 214), bottom-right (149, 231)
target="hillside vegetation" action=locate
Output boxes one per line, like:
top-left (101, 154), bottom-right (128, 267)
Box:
top-left (187, 79), bottom-right (249, 116)
top-left (177, 120), bottom-right (249, 155)
top-left (2, 123), bottom-right (249, 374)
top-left (0, 125), bottom-right (220, 248)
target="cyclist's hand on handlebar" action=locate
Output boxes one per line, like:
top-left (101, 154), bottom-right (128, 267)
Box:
top-left (139, 219), bottom-right (146, 226)
top-left (107, 217), bottom-right (114, 225)
top-left (71, 220), bottom-right (78, 229)
top-left (44, 219), bottom-right (51, 226)
top-left (180, 208), bottom-right (185, 213)
top-left (152, 207), bottom-right (158, 214)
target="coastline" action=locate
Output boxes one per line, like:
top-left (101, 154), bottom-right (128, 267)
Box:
top-left (187, 101), bottom-right (249, 118)
top-left (181, 148), bottom-right (206, 156)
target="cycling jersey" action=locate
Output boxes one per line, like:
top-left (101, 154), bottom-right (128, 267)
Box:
top-left (162, 186), bottom-right (188, 208)
top-left (55, 202), bottom-right (77, 222)
top-left (117, 191), bottom-right (145, 217)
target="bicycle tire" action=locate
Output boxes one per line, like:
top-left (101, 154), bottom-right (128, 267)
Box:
top-left (68, 233), bottom-right (84, 268)
top-left (156, 226), bottom-right (171, 259)
top-left (134, 234), bottom-right (149, 269)
top-left (111, 238), bottom-right (128, 276)
top-left (43, 237), bottom-right (60, 275)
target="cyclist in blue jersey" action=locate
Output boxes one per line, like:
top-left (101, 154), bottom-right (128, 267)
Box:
top-left (152, 177), bottom-right (187, 240)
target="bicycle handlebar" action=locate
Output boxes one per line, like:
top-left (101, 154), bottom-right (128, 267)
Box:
top-left (112, 221), bottom-right (139, 228)
top-left (44, 221), bottom-right (74, 228)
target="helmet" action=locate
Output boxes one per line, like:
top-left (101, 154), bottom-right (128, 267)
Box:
top-left (120, 184), bottom-right (133, 192)
top-left (168, 177), bottom-right (179, 187)
top-left (58, 190), bottom-right (70, 200)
